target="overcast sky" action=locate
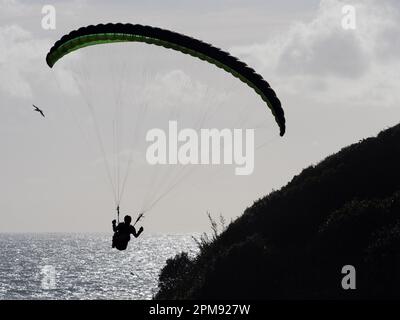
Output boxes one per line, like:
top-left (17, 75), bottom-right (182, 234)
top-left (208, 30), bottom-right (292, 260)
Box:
top-left (1, 0), bottom-right (400, 233)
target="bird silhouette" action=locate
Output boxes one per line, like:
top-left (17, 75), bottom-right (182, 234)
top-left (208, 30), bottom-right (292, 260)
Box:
top-left (32, 104), bottom-right (45, 118)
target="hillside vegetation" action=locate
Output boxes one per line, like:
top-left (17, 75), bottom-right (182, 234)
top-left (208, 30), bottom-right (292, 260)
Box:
top-left (155, 124), bottom-right (400, 299)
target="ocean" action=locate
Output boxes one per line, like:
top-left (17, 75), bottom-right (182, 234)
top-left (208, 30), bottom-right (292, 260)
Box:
top-left (0, 233), bottom-right (198, 300)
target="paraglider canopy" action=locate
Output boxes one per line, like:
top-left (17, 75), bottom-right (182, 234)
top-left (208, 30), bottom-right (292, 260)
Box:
top-left (46, 23), bottom-right (286, 136)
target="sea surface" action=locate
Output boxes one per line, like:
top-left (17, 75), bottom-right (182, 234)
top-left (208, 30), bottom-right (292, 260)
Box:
top-left (0, 233), bottom-right (198, 300)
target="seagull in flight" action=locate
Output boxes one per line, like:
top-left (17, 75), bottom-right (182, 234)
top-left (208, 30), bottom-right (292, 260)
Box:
top-left (32, 104), bottom-right (45, 118)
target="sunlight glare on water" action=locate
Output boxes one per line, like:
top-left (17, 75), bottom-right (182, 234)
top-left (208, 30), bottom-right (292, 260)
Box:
top-left (0, 233), bottom-right (198, 300)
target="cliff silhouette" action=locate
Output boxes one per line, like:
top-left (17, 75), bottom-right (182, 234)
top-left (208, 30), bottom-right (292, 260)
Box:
top-left (155, 123), bottom-right (400, 299)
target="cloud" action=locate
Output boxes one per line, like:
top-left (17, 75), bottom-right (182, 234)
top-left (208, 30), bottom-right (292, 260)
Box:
top-left (231, 0), bottom-right (372, 78)
top-left (0, 24), bottom-right (50, 99)
top-left (0, 0), bottom-right (29, 17)
top-left (229, 0), bottom-right (400, 109)
top-left (0, 0), bottom-right (94, 100)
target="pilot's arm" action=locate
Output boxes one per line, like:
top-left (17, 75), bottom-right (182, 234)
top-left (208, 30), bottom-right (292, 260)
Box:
top-left (131, 226), bottom-right (144, 238)
top-left (112, 220), bottom-right (118, 232)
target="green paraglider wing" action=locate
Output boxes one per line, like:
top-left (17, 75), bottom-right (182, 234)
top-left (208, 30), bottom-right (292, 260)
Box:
top-left (46, 23), bottom-right (286, 136)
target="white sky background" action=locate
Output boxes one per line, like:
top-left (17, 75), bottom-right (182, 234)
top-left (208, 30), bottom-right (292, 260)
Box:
top-left (1, 0), bottom-right (400, 233)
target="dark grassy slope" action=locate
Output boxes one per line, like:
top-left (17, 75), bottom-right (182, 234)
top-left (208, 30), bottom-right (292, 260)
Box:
top-left (155, 124), bottom-right (400, 299)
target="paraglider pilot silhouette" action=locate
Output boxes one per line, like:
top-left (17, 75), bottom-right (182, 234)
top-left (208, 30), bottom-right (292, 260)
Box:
top-left (112, 206), bottom-right (144, 251)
